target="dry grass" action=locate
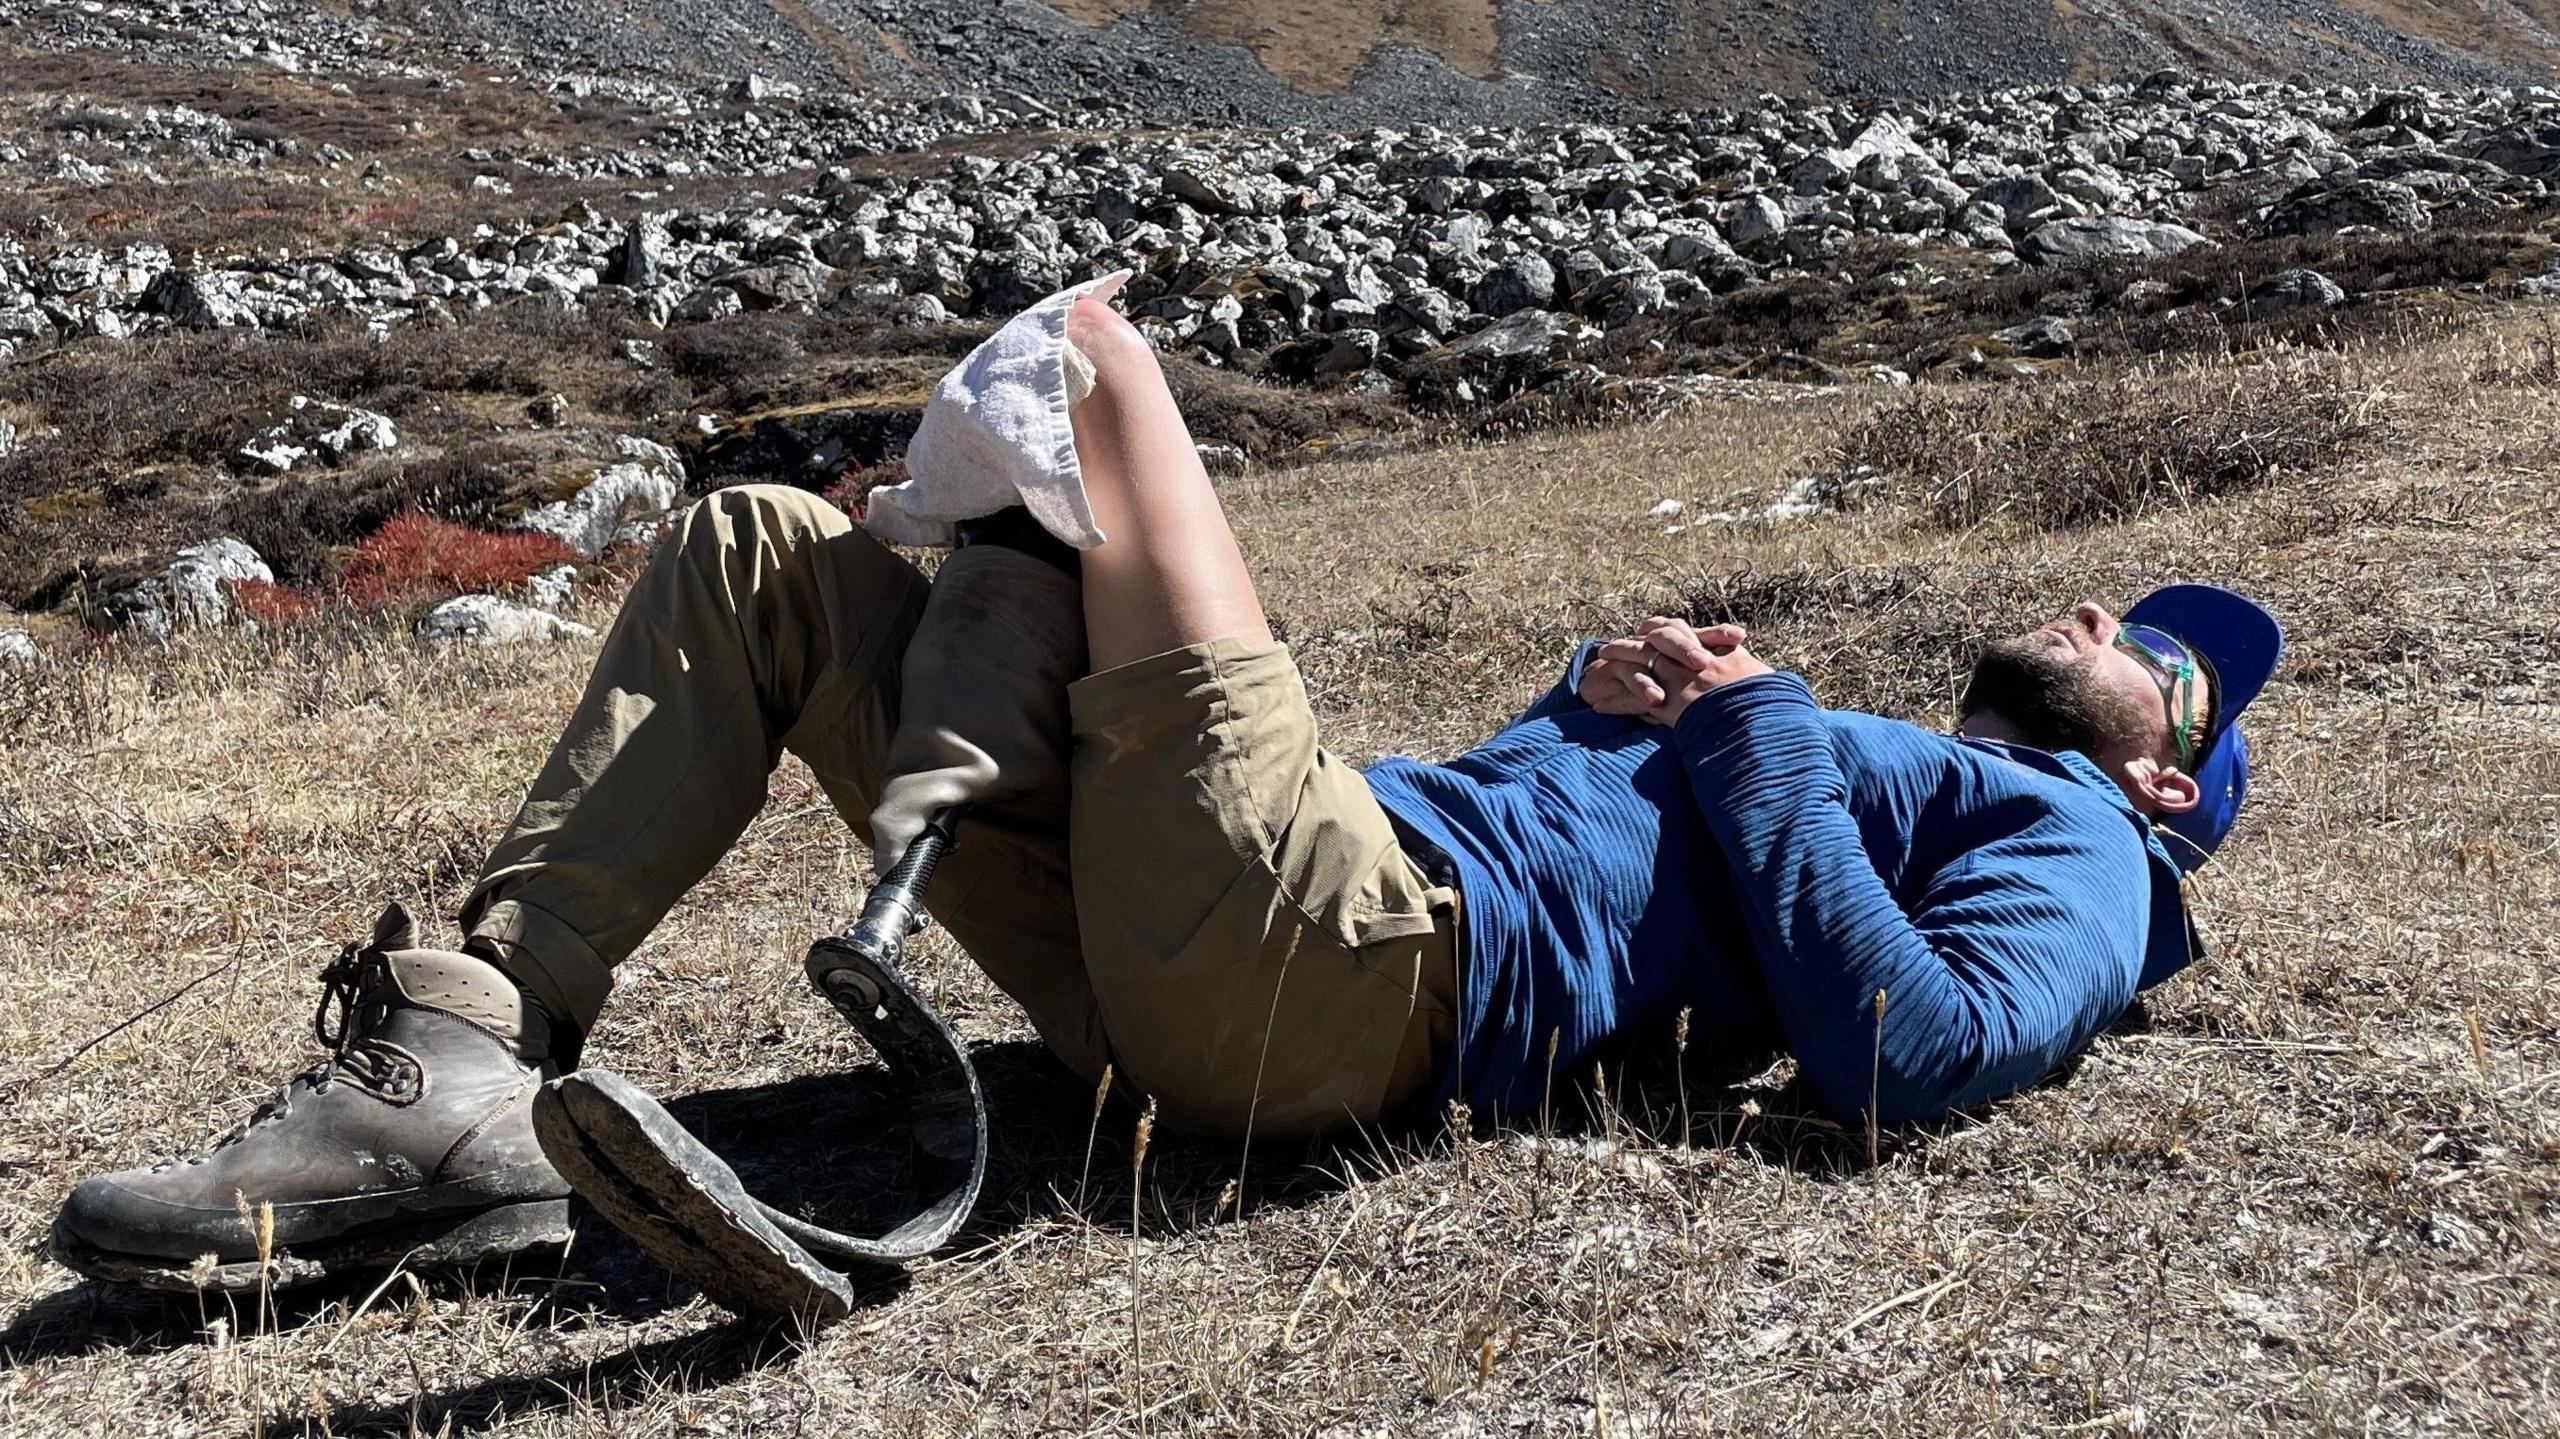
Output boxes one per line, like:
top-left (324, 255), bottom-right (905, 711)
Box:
top-left (1838, 352), bottom-right (2392, 531)
top-left (1, 320), bottom-right (2556, 1435)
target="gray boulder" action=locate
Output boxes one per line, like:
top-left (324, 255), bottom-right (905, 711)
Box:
top-left (671, 285), bottom-right (746, 323)
top-left (523, 564), bottom-right (581, 611)
top-left (101, 538), bottom-right (273, 635)
top-left (1658, 227), bottom-right (1749, 285)
top-left (1164, 163), bottom-right (1287, 217)
top-left (611, 221), bottom-right (670, 287)
top-left (1586, 270), bottom-right (1673, 325)
top-left (1726, 194), bottom-right (1789, 246)
top-left (1972, 175), bottom-right (2066, 232)
top-left (1315, 328), bottom-right (1382, 375)
top-left (1992, 315), bottom-right (2076, 358)
top-left (1404, 309), bottom-right (1598, 406)
top-left (513, 437), bottom-right (686, 557)
top-left (720, 262), bottom-right (830, 311)
top-left (2239, 268), bottom-right (2348, 319)
top-left (142, 269), bottom-right (260, 329)
top-left (2261, 179), bottom-right (2429, 237)
top-left (235, 397), bottom-right (398, 474)
top-left (2019, 217), bottom-right (2212, 265)
top-left (164, 539), bottom-right (271, 625)
top-left (973, 253), bottom-right (1066, 314)
top-left (1267, 327), bottom-right (1381, 381)
top-left (1469, 254), bottom-right (1558, 317)
top-left (2469, 124), bottom-right (2560, 179)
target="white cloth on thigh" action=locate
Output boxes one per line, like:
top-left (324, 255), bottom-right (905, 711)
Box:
top-left (861, 270), bottom-right (1130, 551)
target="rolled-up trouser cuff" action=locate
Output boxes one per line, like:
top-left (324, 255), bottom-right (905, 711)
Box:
top-left (463, 896), bottom-right (615, 1034)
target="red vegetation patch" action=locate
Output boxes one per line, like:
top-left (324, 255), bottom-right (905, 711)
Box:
top-left (821, 457), bottom-right (908, 523)
top-left (229, 578), bottom-right (321, 625)
top-left (339, 513), bottom-right (575, 606)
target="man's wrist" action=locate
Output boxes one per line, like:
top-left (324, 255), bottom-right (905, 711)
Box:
top-left (1667, 670), bottom-right (1815, 746)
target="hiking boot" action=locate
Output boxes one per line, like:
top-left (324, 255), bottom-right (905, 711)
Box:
top-left (52, 904), bottom-right (572, 1292)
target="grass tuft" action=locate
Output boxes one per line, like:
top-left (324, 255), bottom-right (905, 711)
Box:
top-left (1838, 356), bottom-right (2389, 531)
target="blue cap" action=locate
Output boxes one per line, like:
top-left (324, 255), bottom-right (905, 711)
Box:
top-left (2123, 584), bottom-right (2285, 873)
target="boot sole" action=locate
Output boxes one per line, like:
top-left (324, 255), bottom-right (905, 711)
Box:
top-left (531, 1069), bottom-right (856, 1326)
top-left (50, 1198), bottom-right (573, 1294)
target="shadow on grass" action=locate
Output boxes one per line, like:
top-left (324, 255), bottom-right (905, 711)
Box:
top-left (9, 1010), bottom-right (2114, 1428)
top-left (0, 1039), bottom-right (1406, 1431)
top-left (280, 1319), bottom-right (815, 1437)
top-left (0, 1242), bottom-right (605, 1371)
top-left (1549, 1003), bottom-right (2132, 1181)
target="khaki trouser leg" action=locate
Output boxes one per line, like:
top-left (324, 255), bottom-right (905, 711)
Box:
top-left (458, 484), bottom-right (1103, 1077)
top-left (1067, 638), bottom-right (1461, 1138)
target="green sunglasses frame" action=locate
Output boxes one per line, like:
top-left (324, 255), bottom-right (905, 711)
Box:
top-left (2114, 624), bottom-right (2203, 771)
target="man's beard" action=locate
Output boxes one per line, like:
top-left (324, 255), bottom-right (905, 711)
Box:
top-left (1960, 632), bottom-right (2151, 758)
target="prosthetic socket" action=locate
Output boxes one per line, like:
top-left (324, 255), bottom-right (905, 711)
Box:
top-left (868, 533), bottom-right (1087, 875)
top-left (867, 308), bottom-right (1100, 872)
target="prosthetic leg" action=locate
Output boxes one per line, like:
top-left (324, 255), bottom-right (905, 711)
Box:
top-left (533, 525), bottom-right (1087, 1324)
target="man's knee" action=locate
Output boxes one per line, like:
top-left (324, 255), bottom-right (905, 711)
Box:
top-left (676, 483), bottom-right (852, 559)
top-left (1065, 295), bottom-right (1161, 400)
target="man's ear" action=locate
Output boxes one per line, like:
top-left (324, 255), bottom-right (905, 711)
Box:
top-left (2125, 758), bottom-right (2203, 816)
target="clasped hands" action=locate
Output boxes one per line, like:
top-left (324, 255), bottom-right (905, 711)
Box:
top-left (1576, 617), bottom-right (1773, 724)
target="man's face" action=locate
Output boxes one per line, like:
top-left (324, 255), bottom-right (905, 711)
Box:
top-left (1959, 602), bottom-right (2206, 770)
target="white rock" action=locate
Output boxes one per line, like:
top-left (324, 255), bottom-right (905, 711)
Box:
top-left (164, 538), bottom-right (272, 625)
top-left (512, 439), bottom-right (686, 557)
top-left (1648, 498), bottom-right (1686, 519)
top-left (524, 563), bottom-right (579, 611)
top-left (420, 594), bottom-right (596, 645)
top-left (236, 397), bottom-right (397, 473)
top-left (0, 628), bottom-right (39, 665)
top-left (237, 436), bottom-right (309, 474)
top-left (306, 402), bottom-right (397, 461)
top-left (1727, 194), bottom-right (1789, 245)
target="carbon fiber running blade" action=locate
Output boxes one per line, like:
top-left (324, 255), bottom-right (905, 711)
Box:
top-left (533, 1069), bottom-right (856, 1325)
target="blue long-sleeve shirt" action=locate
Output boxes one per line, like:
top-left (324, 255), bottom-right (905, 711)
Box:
top-left (1359, 644), bottom-right (2194, 1124)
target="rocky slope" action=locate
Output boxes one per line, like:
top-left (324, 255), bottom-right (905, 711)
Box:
top-left (11, 74), bottom-right (2559, 390)
top-left (9, 0), bottom-right (2560, 654)
top-left (17, 0), bottom-right (2559, 129)
top-left (414, 0), bottom-right (2560, 126)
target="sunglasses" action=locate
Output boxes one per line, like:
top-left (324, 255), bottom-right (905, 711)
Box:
top-left (2114, 624), bottom-right (2208, 771)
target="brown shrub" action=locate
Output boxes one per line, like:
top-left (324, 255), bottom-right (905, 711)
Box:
top-left (1161, 358), bottom-right (1417, 460)
top-left (0, 309), bottom-right (645, 506)
top-left (2471, 317), bottom-right (2560, 386)
top-left (663, 308), bottom-right (987, 414)
top-left (1836, 358), bottom-right (2389, 531)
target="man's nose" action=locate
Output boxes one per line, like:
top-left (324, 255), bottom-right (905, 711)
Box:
top-left (2072, 601), bottom-right (2118, 640)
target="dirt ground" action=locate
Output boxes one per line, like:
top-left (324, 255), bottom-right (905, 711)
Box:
top-left (1, 317), bottom-right (2555, 1434)
top-left (1044, 0), bottom-right (1505, 92)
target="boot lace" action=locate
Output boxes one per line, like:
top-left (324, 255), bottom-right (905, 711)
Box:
top-left (174, 944), bottom-right (422, 1167)
top-left (308, 943), bottom-right (419, 1100)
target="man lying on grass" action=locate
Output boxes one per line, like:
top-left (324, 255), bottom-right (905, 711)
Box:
top-left (51, 275), bottom-right (2283, 1296)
